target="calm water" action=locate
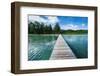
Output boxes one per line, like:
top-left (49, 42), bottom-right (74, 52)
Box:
top-left (62, 34), bottom-right (88, 58)
top-left (28, 34), bottom-right (88, 61)
top-left (28, 34), bottom-right (58, 60)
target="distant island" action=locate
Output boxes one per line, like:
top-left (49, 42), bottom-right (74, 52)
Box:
top-left (60, 30), bottom-right (87, 34)
top-left (28, 21), bottom-right (88, 34)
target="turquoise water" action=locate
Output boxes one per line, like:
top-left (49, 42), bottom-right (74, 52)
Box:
top-left (28, 34), bottom-right (88, 60)
top-left (28, 34), bottom-right (58, 60)
top-left (62, 34), bottom-right (88, 58)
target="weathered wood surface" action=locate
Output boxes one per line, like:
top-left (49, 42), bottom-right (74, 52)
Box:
top-left (50, 34), bottom-right (76, 60)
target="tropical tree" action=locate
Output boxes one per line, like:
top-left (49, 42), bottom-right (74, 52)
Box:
top-left (28, 21), bottom-right (61, 34)
top-left (54, 23), bottom-right (61, 34)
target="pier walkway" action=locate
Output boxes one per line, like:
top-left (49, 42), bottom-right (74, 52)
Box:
top-left (50, 34), bottom-right (76, 60)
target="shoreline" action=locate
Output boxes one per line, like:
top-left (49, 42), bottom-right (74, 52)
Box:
top-left (28, 34), bottom-right (88, 36)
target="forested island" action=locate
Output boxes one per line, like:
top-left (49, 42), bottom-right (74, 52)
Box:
top-left (28, 21), bottom-right (88, 34)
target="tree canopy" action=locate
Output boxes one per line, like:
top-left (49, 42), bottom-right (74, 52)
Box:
top-left (28, 21), bottom-right (88, 34)
top-left (28, 21), bottom-right (61, 34)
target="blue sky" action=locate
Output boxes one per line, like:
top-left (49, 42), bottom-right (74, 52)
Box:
top-left (28, 15), bottom-right (88, 30)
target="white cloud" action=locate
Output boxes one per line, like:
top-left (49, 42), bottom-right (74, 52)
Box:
top-left (61, 24), bottom-right (79, 30)
top-left (28, 15), bottom-right (59, 28)
top-left (47, 16), bottom-right (59, 24)
top-left (82, 23), bottom-right (85, 27)
top-left (28, 15), bottom-right (47, 23)
top-left (61, 23), bottom-right (88, 30)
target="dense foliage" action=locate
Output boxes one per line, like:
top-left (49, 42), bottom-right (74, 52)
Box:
top-left (28, 21), bottom-right (88, 34)
top-left (28, 21), bottom-right (61, 34)
top-left (61, 30), bottom-right (88, 34)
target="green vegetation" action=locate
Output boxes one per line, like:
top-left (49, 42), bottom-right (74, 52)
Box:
top-left (61, 30), bottom-right (88, 34)
top-left (28, 21), bottom-right (61, 34)
top-left (28, 21), bottom-right (88, 34)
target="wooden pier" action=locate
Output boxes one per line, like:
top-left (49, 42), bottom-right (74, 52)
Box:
top-left (50, 34), bottom-right (76, 60)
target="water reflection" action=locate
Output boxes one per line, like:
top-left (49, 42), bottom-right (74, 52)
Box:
top-left (28, 34), bottom-right (58, 60)
top-left (62, 34), bottom-right (88, 58)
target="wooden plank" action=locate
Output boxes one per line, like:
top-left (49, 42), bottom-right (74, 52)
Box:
top-left (50, 34), bottom-right (76, 60)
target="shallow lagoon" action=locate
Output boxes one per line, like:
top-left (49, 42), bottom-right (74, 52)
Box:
top-left (28, 34), bottom-right (58, 60)
top-left (62, 34), bottom-right (88, 58)
top-left (28, 34), bottom-right (88, 60)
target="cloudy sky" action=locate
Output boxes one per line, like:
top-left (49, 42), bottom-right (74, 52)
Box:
top-left (28, 15), bottom-right (88, 30)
